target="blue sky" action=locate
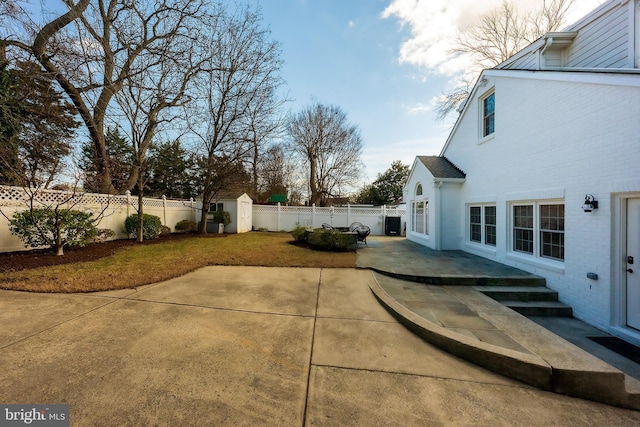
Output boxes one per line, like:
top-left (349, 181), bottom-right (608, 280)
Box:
top-left (250, 0), bottom-right (452, 184)
top-left (246, 0), bottom-right (606, 184)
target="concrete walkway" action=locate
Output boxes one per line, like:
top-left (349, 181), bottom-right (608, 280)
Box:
top-left (357, 236), bottom-right (640, 410)
top-left (2, 266), bottom-right (640, 425)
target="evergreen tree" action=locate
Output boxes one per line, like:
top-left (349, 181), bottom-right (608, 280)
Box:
top-left (0, 61), bottom-right (78, 187)
top-left (356, 161), bottom-right (409, 205)
top-left (80, 127), bottom-right (133, 193)
top-left (147, 139), bottom-right (199, 199)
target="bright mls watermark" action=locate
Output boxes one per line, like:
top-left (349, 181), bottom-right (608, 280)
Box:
top-left (1, 405), bottom-right (68, 426)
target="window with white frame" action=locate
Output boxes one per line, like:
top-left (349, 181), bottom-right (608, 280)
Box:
top-left (468, 204), bottom-right (496, 246)
top-left (412, 201), bottom-right (428, 235)
top-left (540, 204), bottom-right (565, 260)
top-left (485, 206), bottom-right (497, 245)
top-left (511, 202), bottom-right (564, 261)
top-left (470, 206), bottom-right (482, 242)
top-left (481, 91), bottom-right (495, 138)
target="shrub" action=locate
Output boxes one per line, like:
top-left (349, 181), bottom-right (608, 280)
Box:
top-left (124, 214), bottom-right (162, 240)
top-left (212, 210), bottom-right (231, 226)
top-left (307, 228), bottom-right (356, 251)
top-left (175, 219), bottom-right (197, 233)
top-left (9, 208), bottom-right (98, 255)
top-left (160, 225), bottom-right (171, 236)
top-left (291, 226), bottom-right (309, 242)
top-left (94, 228), bottom-right (116, 243)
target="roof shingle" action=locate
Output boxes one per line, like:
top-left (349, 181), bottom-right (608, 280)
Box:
top-left (417, 156), bottom-right (466, 179)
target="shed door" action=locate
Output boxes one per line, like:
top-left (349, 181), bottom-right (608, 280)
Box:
top-left (239, 201), bottom-right (252, 232)
top-left (627, 198), bottom-right (640, 330)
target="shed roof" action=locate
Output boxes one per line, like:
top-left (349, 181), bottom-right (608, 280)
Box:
top-left (417, 156), bottom-right (466, 179)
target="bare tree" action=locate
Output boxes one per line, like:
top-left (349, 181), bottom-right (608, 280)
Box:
top-left (257, 143), bottom-right (296, 202)
top-left (436, 0), bottom-right (575, 119)
top-left (1, 0), bottom-right (212, 193)
top-left (245, 90), bottom-right (288, 200)
top-left (287, 102), bottom-right (363, 207)
top-left (114, 19), bottom-right (210, 242)
top-left (188, 4), bottom-right (285, 233)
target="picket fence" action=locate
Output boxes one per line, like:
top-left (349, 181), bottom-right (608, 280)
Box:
top-left (0, 185), bottom-right (406, 253)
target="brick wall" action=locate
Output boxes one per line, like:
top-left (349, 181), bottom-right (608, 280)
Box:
top-left (441, 71), bottom-right (640, 331)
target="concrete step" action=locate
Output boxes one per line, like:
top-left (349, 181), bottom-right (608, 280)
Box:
top-left (502, 301), bottom-right (573, 317)
top-left (372, 269), bottom-right (547, 287)
top-left (474, 286), bottom-right (559, 302)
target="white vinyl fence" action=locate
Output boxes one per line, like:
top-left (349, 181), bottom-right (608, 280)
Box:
top-left (0, 185), bottom-right (407, 253)
top-left (0, 185), bottom-right (197, 253)
top-left (252, 204), bottom-right (406, 236)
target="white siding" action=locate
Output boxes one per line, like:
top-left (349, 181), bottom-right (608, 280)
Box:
top-left (565, 3), bottom-right (630, 68)
top-left (508, 52), bottom-right (539, 70)
top-left (441, 73), bottom-right (640, 332)
top-left (543, 50), bottom-right (562, 68)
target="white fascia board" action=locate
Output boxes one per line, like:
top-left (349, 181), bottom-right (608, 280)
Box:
top-left (484, 68), bottom-right (640, 87)
top-left (404, 156), bottom-right (431, 192)
top-left (433, 178), bottom-right (466, 184)
top-left (439, 69), bottom-right (489, 157)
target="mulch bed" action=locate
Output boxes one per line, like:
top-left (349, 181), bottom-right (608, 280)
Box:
top-left (0, 233), bottom-right (225, 273)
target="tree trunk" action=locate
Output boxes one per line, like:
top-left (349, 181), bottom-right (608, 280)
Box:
top-left (137, 182), bottom-right (144, 243)
top-left (55, 221), bottom-right (64, 256)
top-left (198, 192), bottom-right (209, 234)
top-left (309, 156), bottom-right (319, 206)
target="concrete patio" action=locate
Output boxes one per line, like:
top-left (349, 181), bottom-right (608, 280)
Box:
top-left (2, 266), bottom-right (640, 425)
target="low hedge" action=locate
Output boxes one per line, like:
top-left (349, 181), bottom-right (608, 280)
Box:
top-left (292, 226), bottom-right (356, 251)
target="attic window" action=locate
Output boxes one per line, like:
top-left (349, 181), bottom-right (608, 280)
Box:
top-left (416, 183), bottom-right (423, 196)
top-left (482, 92), bottom-right (495, 138)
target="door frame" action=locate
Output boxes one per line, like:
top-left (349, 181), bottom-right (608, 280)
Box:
top-left (612, 194), bottom-right (640, 345)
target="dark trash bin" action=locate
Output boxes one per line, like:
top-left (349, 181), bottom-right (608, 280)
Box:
top-left (385, 216), bottom-right (401, 236)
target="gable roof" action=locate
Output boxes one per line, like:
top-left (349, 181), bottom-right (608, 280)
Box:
top-left (417, 156), bottom-right (466, 179)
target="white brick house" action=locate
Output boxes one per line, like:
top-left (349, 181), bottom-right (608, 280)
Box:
top-left (404, 0), bottom-right (640, 345)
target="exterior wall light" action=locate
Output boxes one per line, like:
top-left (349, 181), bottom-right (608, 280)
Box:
top-left (582, 194), bottom-right (598, 212)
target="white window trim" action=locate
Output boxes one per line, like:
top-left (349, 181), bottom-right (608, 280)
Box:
top-left (466, 203), bottom-right (497, 250)
top-left (479, 89), bottom-right (495, 143)
top-left (411, 199), bottom-right (429, 236)
top-left (506, 200), bottom-right (565, 273)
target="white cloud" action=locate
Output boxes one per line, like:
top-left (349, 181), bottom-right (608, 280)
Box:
top-left (405, 102), bottom-right (431, 114)
top-left (382, 0), bottom-right (608, 76)
top-left (348, 20), bottom-right (355, 28)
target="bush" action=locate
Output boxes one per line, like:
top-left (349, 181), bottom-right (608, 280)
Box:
top-left (124, 214), bottom-right (162, 240)
top-left (160, 225), bottom-right (171, 236)
top-left (175, 219), bottom-right (197, 233)
top-left (9, 208), bottom-right (98, 255)
top-left (291, 226), bottom-right (309, 242)
top-left (212, 210), bottom-right (231, 226)
top-left (94, 228), bottom-right (116, 243)
top-left (307, 228), bottom-right (356, 251)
